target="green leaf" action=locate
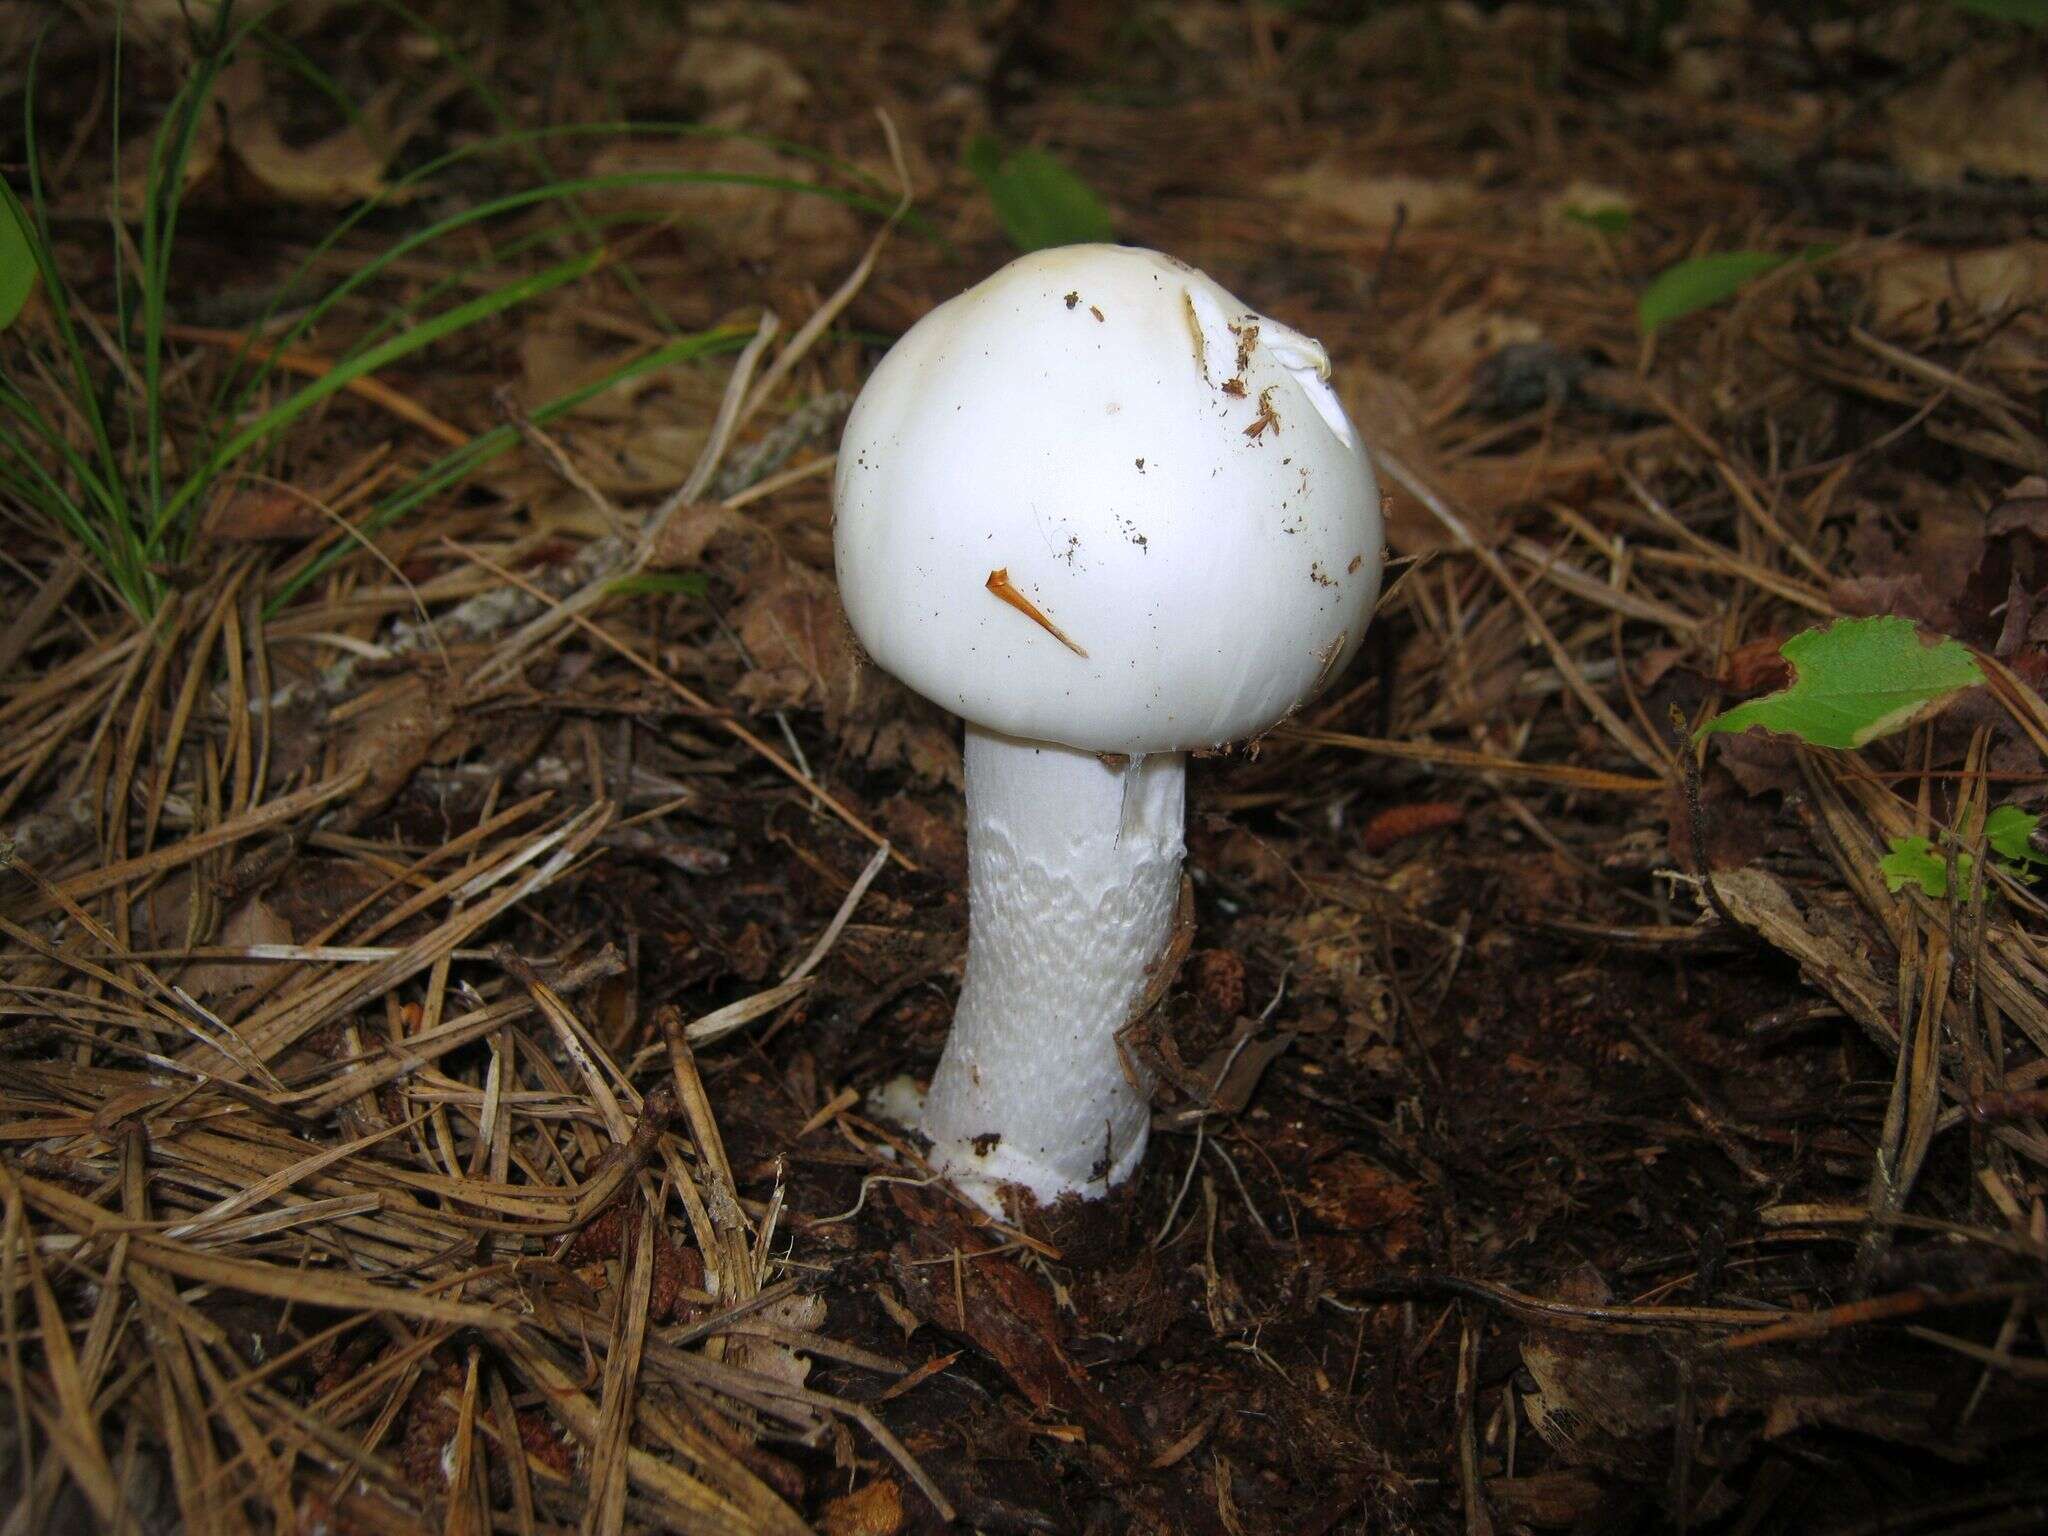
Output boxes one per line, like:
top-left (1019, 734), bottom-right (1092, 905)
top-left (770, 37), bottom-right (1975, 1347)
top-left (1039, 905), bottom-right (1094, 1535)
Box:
top-left (1699, 616), bottom-right (1983, 750)
top-left (0, 184), bottom-right (35, 332)
top-left (1950, 0), bottom-right (2048, 27)
top-left (607, 572), bottom-right (709, 599)
top-left (966, 136), bottom-right (1113, 252)
top-left (1563, 205), bottom-right (1632, 235)
top-left (1985, 804), bottom-right (2047, 868)
top-left (1638, 251), bottom-right (1788, 333)
top-left (1881, 835), bottom-right (1970, 898)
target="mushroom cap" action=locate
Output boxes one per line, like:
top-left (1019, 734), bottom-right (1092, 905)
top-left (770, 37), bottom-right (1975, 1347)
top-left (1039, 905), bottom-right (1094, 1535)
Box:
top-left (834, 244), bottom-right (1384, 756)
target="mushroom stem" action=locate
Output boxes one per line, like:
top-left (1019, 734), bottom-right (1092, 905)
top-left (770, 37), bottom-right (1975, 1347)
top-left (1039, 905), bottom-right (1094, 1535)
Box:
top-left (921, 724), bottom-right (1185, 1211)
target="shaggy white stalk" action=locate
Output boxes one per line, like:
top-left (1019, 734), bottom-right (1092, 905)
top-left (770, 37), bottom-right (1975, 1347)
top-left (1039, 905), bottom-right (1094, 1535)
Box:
top-left (920, 726), bottom-right (1184, 1210)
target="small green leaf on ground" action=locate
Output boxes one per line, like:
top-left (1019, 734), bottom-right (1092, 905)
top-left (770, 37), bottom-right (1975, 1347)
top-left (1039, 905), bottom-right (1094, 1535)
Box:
top-left (1699, 615), bottom-right (1983, 749)
top-left (1950, 0), bottom-right (2048, 27)
top-left (1986, 804), bottom-right (2048, 869)
top-left (608, 572), bottom-right (709, 599)
top-left (966, 136), bottom-right (1114, 252)
top-left (1879, 809), bottom-right (2042, 900)
top-left (1881, 836), bottom-right (1971, 898)
top-left (1564, 205), bottom-right (1632, 234)
top-left (1638, 250), bottom-right (1788, 333)
top-left (0, 184), bottom-right (39, 332)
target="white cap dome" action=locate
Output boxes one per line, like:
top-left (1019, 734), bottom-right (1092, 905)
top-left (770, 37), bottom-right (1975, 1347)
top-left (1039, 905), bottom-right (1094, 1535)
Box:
top-left (834, 244), bottom-right (1384, 756)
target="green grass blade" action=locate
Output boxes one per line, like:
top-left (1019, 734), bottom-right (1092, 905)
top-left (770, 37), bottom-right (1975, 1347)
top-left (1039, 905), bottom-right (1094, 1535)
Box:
top-left (138, 36), bottom-right (248, 522)
top-left (608, 572), bottom-right (708, 599)
top-left (338, 213), bottom-right (671, 359)
top-left (19, 40), bottom-right (123, 490)
top-left (1638, 251), bottom-right (1787, 334)
top-left (0, 418), bottom-right (150, 612)
top-left (363, 0), bottom-right (679, 332)
top-left (966, 136), bottom-right (1113, 251)
top-left (0, 425), bottom-right (103, 560)
top-left (0, 186), bottom-right (36, 331)
top-left (240, 116), bottom-right (915, 320)
top-left (266, 324), bottom-right (747, 611)
top-left (162, 247), bottom-right (610, 546)
top-left (1950, 0), bottom-right (2048, 26)
top-left (0, 377), bottom-right (130, 526)
top-left (13, 55), bottom-right (140, 583)
top-left (251, 26), bottom-right (370, 130)
top-left (207, 116), bottom-right (925, 430)
top-left (214, 166), bottom-right (902, 434)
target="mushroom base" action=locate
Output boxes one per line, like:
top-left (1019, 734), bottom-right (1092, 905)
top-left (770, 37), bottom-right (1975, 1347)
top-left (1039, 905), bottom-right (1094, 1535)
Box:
top-left (920, 726), bottom-right (1186, 1213)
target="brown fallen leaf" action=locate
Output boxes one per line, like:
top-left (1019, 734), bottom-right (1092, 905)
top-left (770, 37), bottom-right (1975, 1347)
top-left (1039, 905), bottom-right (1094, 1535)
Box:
top-left (333, 675), bottom-right (462, 832)
top-left (878, 794), bottom-right (967, 883)
top-left (671, 38), bottom-right (812, 129)
top-left (1486, 1470), bottom-right (1606, 1531)
top-left (118, 113), bottom-right (225, 215)
top-left (1273, 162), bottom-right (1475, 231)
top-left (114, 52), bottom-right (446, 211)
top-left (1885, 46), bottom-right (2048, 184)
top-left (1188, 1026), bottom-right (1295, 1117)
top-left (1411, 307), bottom-right (1545, 385)
top-left (860, 716), bottom-right (962, 787)
top-left (1523, 1326), bottom-right (2020, 1481)
top-left (732, 561), bottom-right (867, 718)
top-left (518, 325), bottom-right (701, 424)
top-left (214, 59), bottom-right (423, 207)
top-left (1835, 493), bottom-right (1989, 638)
top-left (1715, 635), bottom-right (1792, 697)
top-left (887, 1188), bottom-right (1141, 1461)
top-left (73, 0), bottom-right (345, 49)
top-left (1867, 244), bottom-right (2048, 333)
top-left (1987, 476), bottom-right (2048, 541)
top-left (646, 501), bottom-right (960, 780)
top-left (726, 556), bottom-right (960, 782)
top-left (817, 1478), bottom-right (904, 1536)
top-left (733, 1289), bottom-right (829, 1390)
top-left (181, 897), bottom-right (294, 999)
top-left (1301, 1152), bottom-right (1424, 1257)
top-left (1664, 756), bottom-right (1781, 874)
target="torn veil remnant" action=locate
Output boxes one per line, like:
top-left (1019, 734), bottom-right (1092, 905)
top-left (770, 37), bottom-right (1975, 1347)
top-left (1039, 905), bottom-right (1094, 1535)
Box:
top-left (833, 244), bottom-right (1385, 1214)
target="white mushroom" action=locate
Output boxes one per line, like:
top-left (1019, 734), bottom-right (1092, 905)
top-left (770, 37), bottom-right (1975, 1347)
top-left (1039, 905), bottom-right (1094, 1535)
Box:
top-left (834, 244), bottom-right (1383, 1212)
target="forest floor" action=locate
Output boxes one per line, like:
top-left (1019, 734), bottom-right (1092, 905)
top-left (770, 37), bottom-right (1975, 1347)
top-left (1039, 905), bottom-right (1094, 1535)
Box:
top-left (2, 3), bottom-right (2046, 1533)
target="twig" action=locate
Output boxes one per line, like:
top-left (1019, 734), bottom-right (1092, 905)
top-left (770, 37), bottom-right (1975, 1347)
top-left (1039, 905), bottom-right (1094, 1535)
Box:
top-left (1454, 1316), bottom-right (1494, 1536)
top-left (1671, 705), bottom-right (1744, 935)
top-left (1337, 1273), bottom-right (1784, 1332)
